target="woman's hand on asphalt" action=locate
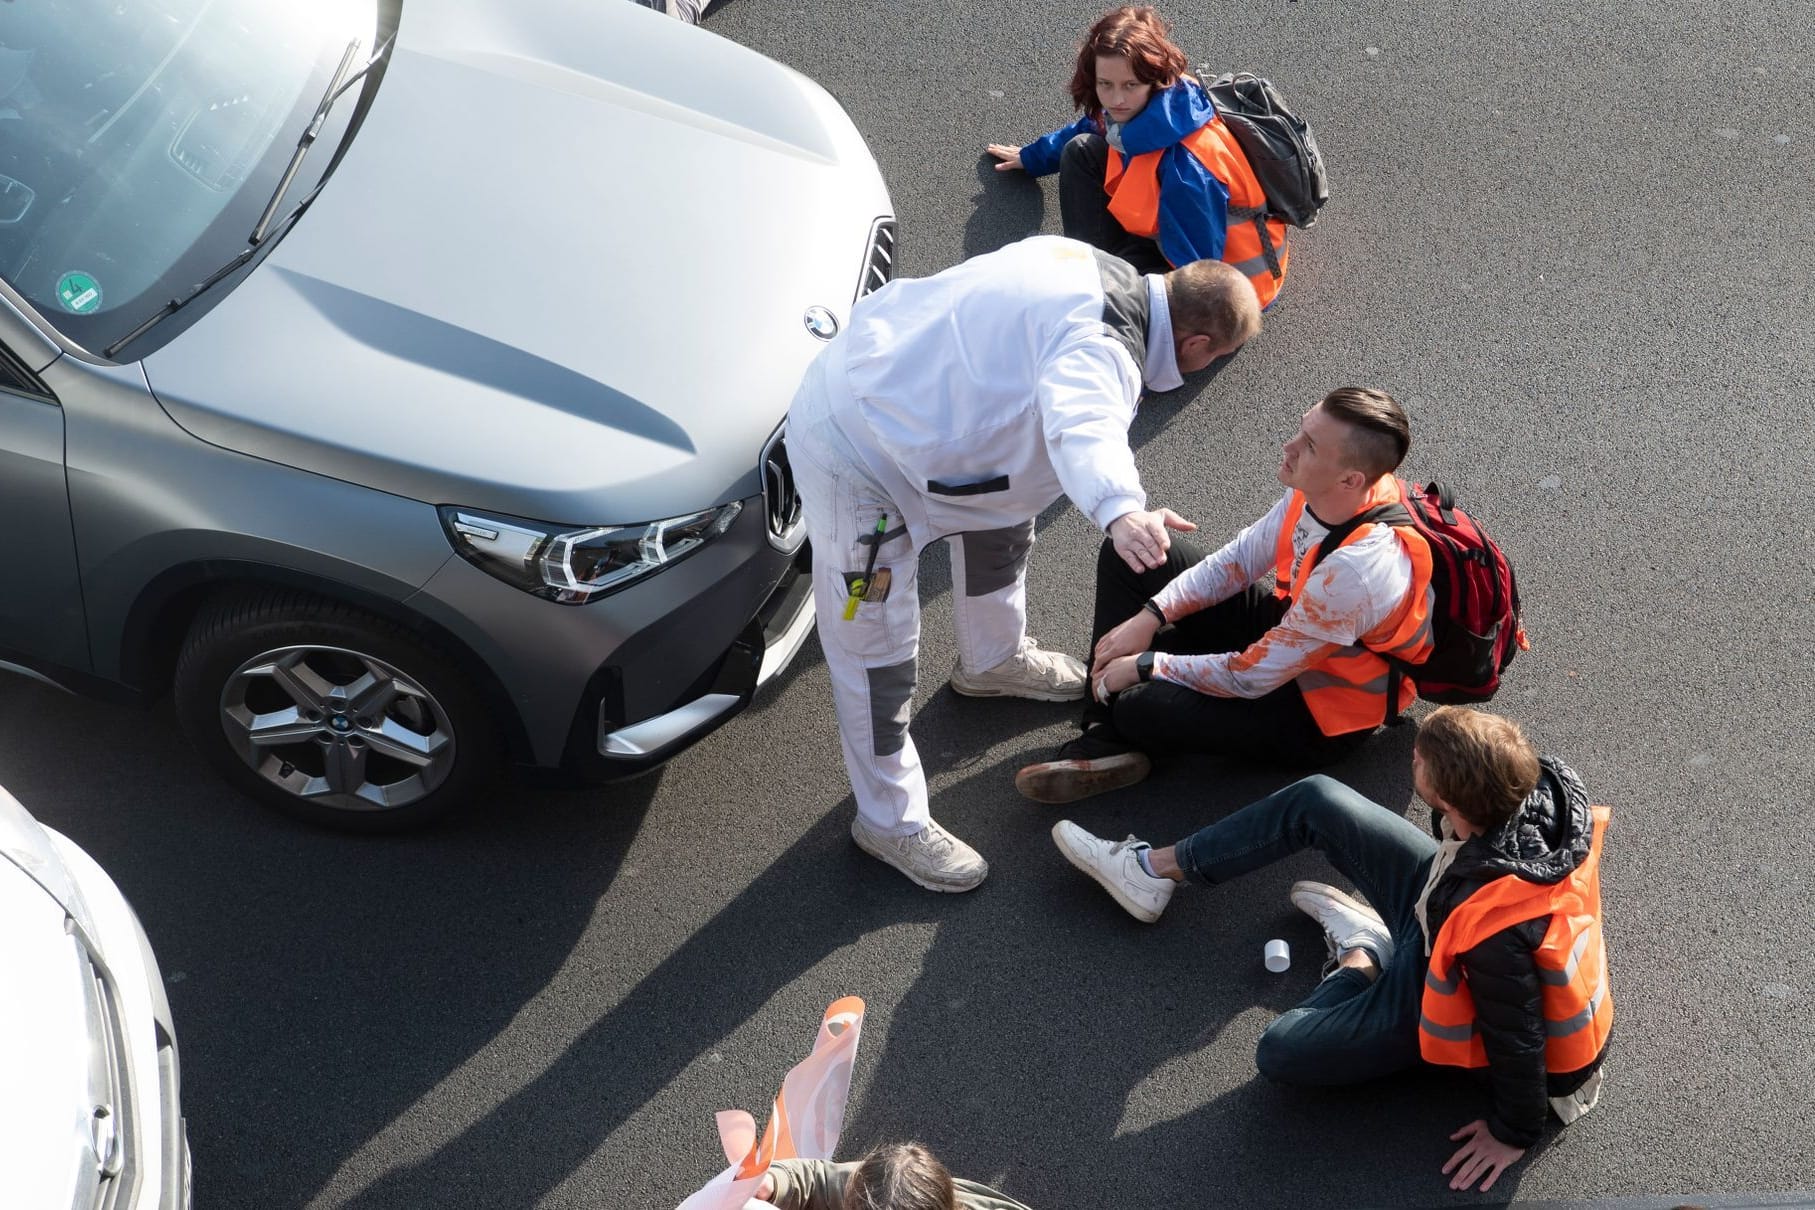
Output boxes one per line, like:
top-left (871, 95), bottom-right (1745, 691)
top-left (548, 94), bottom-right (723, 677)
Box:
top-left (986, 143), bottom-right (1024, 171)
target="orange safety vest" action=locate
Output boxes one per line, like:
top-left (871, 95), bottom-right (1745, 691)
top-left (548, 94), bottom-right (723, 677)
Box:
top-left (1420, 805), bottom-right (1615, 1073)
top-left (1270, 478), bottom-right (1434, 736)
top-left (1102, 115), bottom-right (1290, 308)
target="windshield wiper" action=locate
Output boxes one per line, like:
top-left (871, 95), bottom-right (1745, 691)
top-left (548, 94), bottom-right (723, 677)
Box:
top-left (104, 35), bottom-right (396, 359)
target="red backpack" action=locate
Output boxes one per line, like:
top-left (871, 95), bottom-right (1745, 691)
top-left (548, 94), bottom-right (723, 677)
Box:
top-left (1314, 480), bottom-right (1528, 711)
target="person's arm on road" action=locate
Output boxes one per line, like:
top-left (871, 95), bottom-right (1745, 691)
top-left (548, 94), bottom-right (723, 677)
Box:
top-left (993, 112), bottom-right (1097, 176)
top-left (1466, 927), bottom-right (1552, 1138)
top-left (1442, 1120), bottom-right (1525, 1193)
top-left (1440, 925), bottom-right (1548, 1191)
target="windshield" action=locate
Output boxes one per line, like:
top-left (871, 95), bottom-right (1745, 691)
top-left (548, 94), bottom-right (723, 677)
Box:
top-left (0, 0), bottom-right (381, 354)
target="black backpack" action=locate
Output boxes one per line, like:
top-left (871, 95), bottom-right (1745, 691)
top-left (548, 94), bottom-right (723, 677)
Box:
top-left (1205, 72), bottom-right (1330, 230)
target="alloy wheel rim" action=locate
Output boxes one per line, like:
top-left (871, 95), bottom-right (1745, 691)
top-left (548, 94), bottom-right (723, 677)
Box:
top-left (218, 645), bottom-right (456, 812)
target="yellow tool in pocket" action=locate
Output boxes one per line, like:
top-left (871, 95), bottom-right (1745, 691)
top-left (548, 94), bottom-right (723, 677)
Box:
top-left (842, 513), bottom-right (890, 619)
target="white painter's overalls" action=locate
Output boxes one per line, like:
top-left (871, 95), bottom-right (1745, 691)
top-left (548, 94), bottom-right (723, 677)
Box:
top-left (786, 236), bottom-right (1163, 836)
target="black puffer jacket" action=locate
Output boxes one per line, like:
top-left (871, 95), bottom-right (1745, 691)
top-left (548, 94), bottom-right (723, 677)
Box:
top-left (1422, 756), bottom-right (1609, 1148)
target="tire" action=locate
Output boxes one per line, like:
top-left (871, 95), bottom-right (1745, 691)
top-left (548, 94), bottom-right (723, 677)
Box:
top-left (173, 588), bottom-right (499, 833)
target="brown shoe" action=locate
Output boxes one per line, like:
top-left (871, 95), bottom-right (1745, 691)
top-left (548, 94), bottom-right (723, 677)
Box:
top-left (1015, 729), bottom-right (1152, 804)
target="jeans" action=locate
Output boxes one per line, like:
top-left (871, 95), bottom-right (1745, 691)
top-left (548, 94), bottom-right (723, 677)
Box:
top-left (1081, 536), bottom-right (1371, 768)
top-left (1173, 774), bottom-right (1440, 1085)
top-left (1057, 133), bottom-right (1172, 275)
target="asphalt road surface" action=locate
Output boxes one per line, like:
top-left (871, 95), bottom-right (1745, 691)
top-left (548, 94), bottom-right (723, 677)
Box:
top-left (3, 0), bottom-right (1813, 1206)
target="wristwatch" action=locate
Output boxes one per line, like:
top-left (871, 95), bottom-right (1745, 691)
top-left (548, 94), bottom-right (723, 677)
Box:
top-left (1136, 651), bottom-right (1156, 683)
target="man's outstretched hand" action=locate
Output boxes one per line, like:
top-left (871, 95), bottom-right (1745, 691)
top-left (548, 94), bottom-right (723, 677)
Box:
top-left (1108, 508), bottom-right (1196, 572)
top-left (1443, 1120), bottom-right (1526, 1192)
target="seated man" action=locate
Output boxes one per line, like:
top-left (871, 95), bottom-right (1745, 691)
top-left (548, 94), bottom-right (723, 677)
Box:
top-left (1015, 385), bottom-right (1432, 803)
top-left (1050, 706), bottom-right (1614, 1194)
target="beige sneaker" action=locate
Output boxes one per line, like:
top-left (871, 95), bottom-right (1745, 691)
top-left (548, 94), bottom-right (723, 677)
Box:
top-left (949, 637), bottom-right (1087, 702)
top-left (850, 815), bottom-right (989, 892)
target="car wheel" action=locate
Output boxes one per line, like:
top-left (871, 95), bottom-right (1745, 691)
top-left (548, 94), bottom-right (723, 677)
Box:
top-left (174, 589), bottom-right (498, 832)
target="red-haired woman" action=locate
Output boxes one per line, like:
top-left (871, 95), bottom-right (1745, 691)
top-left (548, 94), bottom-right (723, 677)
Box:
top-left (988, 6), bottom-right (1288, 308)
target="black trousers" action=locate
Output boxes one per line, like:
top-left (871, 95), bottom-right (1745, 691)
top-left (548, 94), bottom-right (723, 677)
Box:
top-left (1057, 132), bottom-right (1173, 275)
top-left (1081, 536), bottom-right (1372, 768)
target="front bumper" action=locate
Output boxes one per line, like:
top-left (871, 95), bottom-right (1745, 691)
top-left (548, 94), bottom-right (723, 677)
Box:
top-left (408, 495), bottom-right (814, 775)
top-left (586, 541), bottom-right (813, 768)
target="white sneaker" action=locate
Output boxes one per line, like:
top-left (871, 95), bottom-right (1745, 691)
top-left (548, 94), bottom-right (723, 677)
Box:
top-left (851, 815), bottom-right (988, 893)
top-left (949, 637), bottom-right (1087, 702)
top-left (1051, 820), bottom-right (1175, 923)
top-left (1289, 880), bottom-right (1394, 971)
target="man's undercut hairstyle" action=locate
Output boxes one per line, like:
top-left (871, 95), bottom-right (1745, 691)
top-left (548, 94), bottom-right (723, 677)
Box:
top-left (1165, 259), bottom-right (1261, 353)
top-left (1068, 6), bottom-right (1189, 112)
top-left (842, 1143), bottom-right (959, 1210)
top-left (1415, 706), bottom-right (1540, 832)
top-left (1318, 386), bottom-right (1411, 479)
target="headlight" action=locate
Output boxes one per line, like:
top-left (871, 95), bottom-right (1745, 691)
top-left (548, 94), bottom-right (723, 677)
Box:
top-left (438, 502), bottom-right (742, 604)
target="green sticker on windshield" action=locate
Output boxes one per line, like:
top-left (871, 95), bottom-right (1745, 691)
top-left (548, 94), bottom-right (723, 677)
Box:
top-left (56, 271), bottom-right (103, 315)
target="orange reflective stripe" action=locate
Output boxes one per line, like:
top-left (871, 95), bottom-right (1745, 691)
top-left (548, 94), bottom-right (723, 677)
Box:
top-left (1420, 807), bottom-right (1615, 1073)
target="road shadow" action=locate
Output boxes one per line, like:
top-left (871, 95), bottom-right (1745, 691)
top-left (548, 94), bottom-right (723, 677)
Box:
top-left (0, 679), bottom-right (659, 1207)
top-left (963, 153), bottom-right (1047, 258)
top-left (321, 680), bottom-right (1444, 1207)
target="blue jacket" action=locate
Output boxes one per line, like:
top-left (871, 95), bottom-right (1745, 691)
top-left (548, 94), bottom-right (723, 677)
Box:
top-left (1018, 80), bottom-right (1231, 267)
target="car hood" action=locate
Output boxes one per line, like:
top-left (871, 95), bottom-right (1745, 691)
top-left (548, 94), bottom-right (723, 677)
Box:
top-left (142, 0), bottom-right (889, 524)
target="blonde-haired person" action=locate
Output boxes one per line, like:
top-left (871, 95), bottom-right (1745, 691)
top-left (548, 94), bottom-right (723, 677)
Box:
top-left (751, 1143), bottom-right (1032, 1210)
top-left (1051, 707), bottom-right (1614, 1194)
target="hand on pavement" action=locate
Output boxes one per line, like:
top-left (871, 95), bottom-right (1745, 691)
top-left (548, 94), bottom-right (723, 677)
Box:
top-left (1442, 1120), bottom-right (1526, 1192)
top-left (986, 143), bottom-right (1024, 171)
top-left (1094, 610), bottom-right (1161, 666)
top-left (1108, 508), bottom-right (1196, 572)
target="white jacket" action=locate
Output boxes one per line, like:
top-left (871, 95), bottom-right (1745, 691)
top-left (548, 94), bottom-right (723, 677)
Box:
top-left (796, 236), bottom-right (1170, 545)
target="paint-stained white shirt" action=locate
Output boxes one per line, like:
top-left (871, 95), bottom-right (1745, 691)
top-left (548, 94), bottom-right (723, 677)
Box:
top-left (1148, 490), bottom-right (1415, 698)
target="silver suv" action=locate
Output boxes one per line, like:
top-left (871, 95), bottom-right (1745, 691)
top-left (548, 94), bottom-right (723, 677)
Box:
top-left (0, 0), bottom-right (894, 829)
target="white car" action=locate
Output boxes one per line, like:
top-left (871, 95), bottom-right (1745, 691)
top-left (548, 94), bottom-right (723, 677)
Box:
top-left (0, 785), bottom-right (190, 1209)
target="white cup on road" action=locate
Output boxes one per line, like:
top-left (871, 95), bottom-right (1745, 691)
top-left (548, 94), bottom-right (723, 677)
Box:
top-left (1264, 939), bottom-right (1291, 973)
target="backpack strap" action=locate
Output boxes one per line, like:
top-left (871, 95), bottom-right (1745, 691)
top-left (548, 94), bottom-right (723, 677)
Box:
top-left (1306, 502), bottom-right (1411, 574)
top-left (1423, 480), bottom-right (1459, 526)
top-left (1226, 203), bottom-right (1282, 280)
top-left (1306, 502), bottom-right (1416, 724)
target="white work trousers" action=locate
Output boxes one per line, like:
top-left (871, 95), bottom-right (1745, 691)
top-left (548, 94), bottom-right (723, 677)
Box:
top-left (791, 436), bottom-right (1036, 837)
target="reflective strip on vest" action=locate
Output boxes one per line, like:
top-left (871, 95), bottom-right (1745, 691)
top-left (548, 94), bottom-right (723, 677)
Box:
top-left (1420, 1015), bottom-right (1475, 1043)
top-left (1419, 806), bottom-right (1615, 1073)
top-left (1547, 978), bottom-right (1609, 1039)
top-left (1537, 926), bottom-right (1596, 987)
top-left (1296, 665), bottom-right (1389, 696)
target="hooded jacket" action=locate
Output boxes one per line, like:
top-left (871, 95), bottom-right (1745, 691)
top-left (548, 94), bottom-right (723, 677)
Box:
top-left (1019, 79), bottom-right (1287, 303)
top-left (1421, 757), bottom-right (1610, 1148)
